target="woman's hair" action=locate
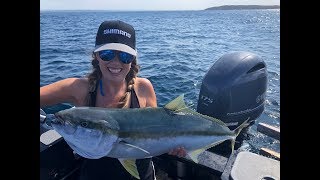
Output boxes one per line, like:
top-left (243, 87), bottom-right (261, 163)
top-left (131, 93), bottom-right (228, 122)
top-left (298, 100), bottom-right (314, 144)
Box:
top-left (86, 52), bottom-right (140, 108)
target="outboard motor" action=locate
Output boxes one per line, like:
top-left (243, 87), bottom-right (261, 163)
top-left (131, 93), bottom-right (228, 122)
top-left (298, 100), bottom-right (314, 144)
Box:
top-left (197, 51), bottom-right (268, 155)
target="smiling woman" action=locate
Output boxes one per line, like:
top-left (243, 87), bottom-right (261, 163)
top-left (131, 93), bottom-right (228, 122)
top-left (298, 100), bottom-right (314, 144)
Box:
top-left (40, 19), bottom-right (186, 180)
top-left (41, 6), bottom-right (280, 180)
top-left (40, 20), bottom-right (157, 180)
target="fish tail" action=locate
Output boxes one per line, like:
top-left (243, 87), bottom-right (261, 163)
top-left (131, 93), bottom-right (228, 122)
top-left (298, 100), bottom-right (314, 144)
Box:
top-left (228, 118), bottom-right (250, 155)
top-left (233, 118), bottom-right (250, 137)
top-left (223, 120), bottom-right (250, 173)
top-left (230, 138), bottom-right (235, 155)
top-left (229, 118), bottom-right (250, 154)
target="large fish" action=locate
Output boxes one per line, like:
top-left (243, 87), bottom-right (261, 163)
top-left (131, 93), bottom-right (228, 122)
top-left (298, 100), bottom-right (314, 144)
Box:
top-left (45, 94), bottom-right (249, 179)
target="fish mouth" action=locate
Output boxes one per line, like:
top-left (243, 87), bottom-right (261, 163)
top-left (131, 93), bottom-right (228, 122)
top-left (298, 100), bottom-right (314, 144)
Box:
top-left (51, 113), bottom-right (65, 125)
top-left (50, 114), bottom-right (77, 135)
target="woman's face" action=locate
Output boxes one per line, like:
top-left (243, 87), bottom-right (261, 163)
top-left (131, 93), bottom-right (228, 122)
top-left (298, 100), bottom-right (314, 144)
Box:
top-left (96, 50), bottom-right (132, 83)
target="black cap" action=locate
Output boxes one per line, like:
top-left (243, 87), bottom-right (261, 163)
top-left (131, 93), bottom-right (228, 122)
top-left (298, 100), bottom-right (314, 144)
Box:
top-left (94, 20), bottom-right (137, 56)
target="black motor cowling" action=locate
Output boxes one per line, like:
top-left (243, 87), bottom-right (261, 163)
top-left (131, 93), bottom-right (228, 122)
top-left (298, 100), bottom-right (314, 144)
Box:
top-left (197, 51), bottom-right (267, 130)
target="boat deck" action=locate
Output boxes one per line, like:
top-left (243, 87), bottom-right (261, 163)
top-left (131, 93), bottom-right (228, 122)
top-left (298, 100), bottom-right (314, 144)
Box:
top-left (40, 123), bottom-right (280, 180)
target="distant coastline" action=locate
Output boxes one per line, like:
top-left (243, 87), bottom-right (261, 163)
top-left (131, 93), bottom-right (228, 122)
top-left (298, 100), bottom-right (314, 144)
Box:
top-left (205, 5), bottom-right (280, 10)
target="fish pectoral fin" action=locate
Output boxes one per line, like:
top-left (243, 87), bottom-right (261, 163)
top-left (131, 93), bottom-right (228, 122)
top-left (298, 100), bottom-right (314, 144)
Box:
top-left (187, 148), bottom-right (207, 163)
top-left (118, 159), bottom-right (140, 179)
top-left (119, 141), bottom-right (150, 155)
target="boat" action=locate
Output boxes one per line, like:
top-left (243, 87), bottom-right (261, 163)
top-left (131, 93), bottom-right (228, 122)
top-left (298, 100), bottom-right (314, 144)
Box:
top-left (40, 51), bottom-right (279, 180)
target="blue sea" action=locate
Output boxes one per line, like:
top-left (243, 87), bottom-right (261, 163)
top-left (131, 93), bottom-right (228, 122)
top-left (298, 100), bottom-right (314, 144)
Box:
top-left (40, 10), bottom-right (280, 154)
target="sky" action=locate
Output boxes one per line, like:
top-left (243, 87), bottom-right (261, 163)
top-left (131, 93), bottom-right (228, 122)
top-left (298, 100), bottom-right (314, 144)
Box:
top-left (40, 0), bottom-right (280, 11)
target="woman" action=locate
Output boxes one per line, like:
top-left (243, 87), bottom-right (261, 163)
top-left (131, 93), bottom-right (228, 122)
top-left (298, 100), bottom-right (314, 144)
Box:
top-left (40, 20), bottom-right (186, 180)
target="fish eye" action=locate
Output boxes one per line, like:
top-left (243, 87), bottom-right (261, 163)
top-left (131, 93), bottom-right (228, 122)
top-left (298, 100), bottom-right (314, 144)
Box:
top-left (80, 121), bottom-right (88, 128)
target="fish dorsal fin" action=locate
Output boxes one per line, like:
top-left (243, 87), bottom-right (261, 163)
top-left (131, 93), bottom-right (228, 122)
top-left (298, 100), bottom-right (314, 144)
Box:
top-left (164, 94), bottom-right (198, 115)
top-left (118, 159), bottom-right (140, 179)
top-left (164, 94), bottom-right (188, 112)
top-left (164, 94), bottom-right (227, 127)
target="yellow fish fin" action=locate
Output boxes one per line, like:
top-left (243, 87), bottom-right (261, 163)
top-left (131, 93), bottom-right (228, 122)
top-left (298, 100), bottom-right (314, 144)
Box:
top-left (118, 159), bottom-right (140, 179)
top-left (164, 94), bottom-right (188, 112)
top-left (188, 138), bottom-right (234, 163)
top-left (187, 148), bottom-right (206, 163)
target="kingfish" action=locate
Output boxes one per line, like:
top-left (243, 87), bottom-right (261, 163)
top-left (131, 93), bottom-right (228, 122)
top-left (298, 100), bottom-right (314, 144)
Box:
top-left (47, 94), bottom-right (249, 179)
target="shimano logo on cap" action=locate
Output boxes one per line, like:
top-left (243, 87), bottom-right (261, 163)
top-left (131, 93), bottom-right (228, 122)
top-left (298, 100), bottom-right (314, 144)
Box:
top-left (104, 29), bottom-right (131, 38)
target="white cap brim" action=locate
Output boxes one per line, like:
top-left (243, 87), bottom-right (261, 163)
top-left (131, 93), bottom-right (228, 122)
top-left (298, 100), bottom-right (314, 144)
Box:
top-left (94, 43), bottom-right (137, 56)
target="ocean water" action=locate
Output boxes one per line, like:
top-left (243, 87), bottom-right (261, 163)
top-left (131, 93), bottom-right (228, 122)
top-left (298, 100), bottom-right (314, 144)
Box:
top-left (40, 10), bottom-right (280, 154)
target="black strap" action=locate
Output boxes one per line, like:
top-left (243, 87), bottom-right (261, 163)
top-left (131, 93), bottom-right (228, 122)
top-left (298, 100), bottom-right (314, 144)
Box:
top-left (130, 88), bottom-right (140, 108)
top-left (90, 82), bottom-right (140, 108)
top-left (89, 82), bottom-right (98, 107)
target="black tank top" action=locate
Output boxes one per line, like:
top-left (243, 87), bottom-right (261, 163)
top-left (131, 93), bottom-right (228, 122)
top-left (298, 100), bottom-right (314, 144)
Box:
top-left (89, 87), bottom-right (141, 108)
top-left (79, 84), bottom-right (155, 180)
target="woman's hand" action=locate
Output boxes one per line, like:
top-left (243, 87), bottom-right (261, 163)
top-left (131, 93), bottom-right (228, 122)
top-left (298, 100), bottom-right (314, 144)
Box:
top-left (168, 147), bottom-right (187, 158)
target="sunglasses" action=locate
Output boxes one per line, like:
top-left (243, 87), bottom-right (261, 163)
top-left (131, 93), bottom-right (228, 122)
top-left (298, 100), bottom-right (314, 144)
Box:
top-left (98, 50), bottom-right (135, 64)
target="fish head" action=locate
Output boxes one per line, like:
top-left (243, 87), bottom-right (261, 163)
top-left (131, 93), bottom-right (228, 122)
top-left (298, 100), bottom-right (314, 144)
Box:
top-left (50, 107), bottom-right (119, 159)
